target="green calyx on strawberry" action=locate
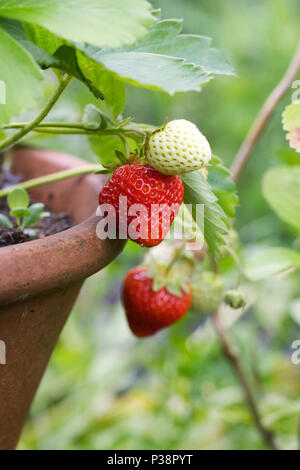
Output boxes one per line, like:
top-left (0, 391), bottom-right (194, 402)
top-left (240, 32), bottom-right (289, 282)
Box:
top-left (146, 119), bottom-right (211, 175)
top-left (145, 261), bottom-right (191, 298)
top-left (122, 266), bottom-right (192, 337)
top-left (191, 272), bottom-right (225, 314)
top-left (224, 289), bottom-right (246, 309)
top-left (98, 163), bottom-right (184, 247)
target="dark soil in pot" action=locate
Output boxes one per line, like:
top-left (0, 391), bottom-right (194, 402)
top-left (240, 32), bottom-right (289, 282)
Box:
top-left (0, 170), bottom-right (74, 247)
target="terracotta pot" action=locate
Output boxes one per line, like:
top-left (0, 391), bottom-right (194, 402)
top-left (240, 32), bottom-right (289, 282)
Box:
top-left (0, 147), bottom-right (125, 450)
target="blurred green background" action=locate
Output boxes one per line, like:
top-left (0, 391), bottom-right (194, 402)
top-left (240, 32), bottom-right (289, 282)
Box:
top-left (19, 0), bottom-right (300, 450)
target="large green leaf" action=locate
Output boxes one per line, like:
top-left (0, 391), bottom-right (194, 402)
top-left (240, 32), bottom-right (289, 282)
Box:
top-left (262, 166), bottom-right (300, 232)
top-left (23, 21), bottom-right (65, 56)
top-left (0, 0), bottom-right (154, 49)
top-left (124, 19), bottom-right (234, 76)
top-left (181, 171), bottom-right (228, 258)
top-left (0, 18), bottom-right (58, 68)
top-left (0, 25), bottom-right (43, 125)
top-left (207, 156), bottom-right (239, 218)
top-left (78, 19), bottom-right (234, 95)
top-left (245, 247), bottom-right (300, 280)
top-left (23, 23), bottom-right (125, 117)
top-left (77, 53), bottom-right (125, 119)
top-left (2, 20), bottom-right (105, 101)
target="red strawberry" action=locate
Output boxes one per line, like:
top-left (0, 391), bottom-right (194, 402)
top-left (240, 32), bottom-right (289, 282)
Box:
top-left (122, 267), bottom-right (192, 337)
top-left (98, 164), bottom-right (184, 247)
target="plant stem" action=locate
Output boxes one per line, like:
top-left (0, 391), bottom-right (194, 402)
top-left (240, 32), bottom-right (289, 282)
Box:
top-left (0, 164), bottom-right (105, 198)
top-left (3, 122), bottom-right (145, 139)
top-left (165, 242), bottom-right (186, 274)
top-left (231, 40), bottom-right (300, 183)
top-left (0, 75), bottom-right (72, 153)
top-left (3, 122), bottom-right (86, 130)
top-left (224, 244), bottom-right (242, 288)
top-left (212, 308), bottom-right (278, 450)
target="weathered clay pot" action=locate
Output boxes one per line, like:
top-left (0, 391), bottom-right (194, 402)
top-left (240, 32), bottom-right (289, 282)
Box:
top-left (0, 147), bottom-right (125, 450)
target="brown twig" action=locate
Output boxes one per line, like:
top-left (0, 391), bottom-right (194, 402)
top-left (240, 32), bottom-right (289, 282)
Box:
top-left (231, 40), bottom-right (300, 183)
top-left (212, 308), bottom-right (278, 450)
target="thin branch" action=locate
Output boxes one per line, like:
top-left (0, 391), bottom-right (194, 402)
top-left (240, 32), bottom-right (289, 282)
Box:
top-left (231, 40), bottom-right (300, 183)
top-left (0, 75), bottom-right (72, 153)
top-left (212, 308), bottom-right (278, 450)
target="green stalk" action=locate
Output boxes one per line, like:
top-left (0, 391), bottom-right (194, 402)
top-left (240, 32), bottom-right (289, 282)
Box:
top-left (0, 75), bottom-right (72, 152)
top-left (3, 122), bottom-right (146, 139)
top-left (0, 164), bottom-right (105, 198)
top-left (224, 245), bottom-right (242, 288)
top-left (3, 122), bottom-right (85, 130)
top-left (165, 243), bottom-right (186, 274)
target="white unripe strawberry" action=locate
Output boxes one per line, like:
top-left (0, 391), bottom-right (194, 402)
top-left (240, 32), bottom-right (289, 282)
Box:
top-left (146, 119), bottom-right (211, 175)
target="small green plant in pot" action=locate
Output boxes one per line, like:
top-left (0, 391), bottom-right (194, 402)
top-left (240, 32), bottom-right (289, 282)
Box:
top-left (0, 188), bottom-right (49, 237)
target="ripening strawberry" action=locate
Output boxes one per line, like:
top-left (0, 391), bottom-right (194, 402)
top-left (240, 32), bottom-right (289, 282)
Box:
top-left (98, 164), bottom-right (184, 247)
top-left (122, 267), bottom-right (192, 337)
top-left (191, 272), bottom-right (224, 314)
top-left (146, 119), bottom-right (211, 175)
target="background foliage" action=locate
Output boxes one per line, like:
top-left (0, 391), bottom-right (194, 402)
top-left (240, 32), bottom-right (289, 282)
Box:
top-left (17, 0), bottom-right (300, 450)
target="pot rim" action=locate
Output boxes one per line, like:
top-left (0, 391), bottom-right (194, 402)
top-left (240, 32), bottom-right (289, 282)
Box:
top-left (0, 147), bottom-right (125, 305)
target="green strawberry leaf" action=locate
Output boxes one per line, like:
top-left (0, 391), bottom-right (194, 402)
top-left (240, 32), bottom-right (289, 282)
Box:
top-left (1, 20), bottom-right (105, 101)
top-left (0, 0), bottom-right (155, 49)
top-left (0, 25), bottom-right (43, 125)
top-left (77, 52), bottom-right (126, 119)
top-left (22, 23), bottom-right (126, 116)
top-left (262, 165), bottom-right (300, 232)
top-left (173, 203), bottom-right (204, 245)
top-left (0, 18), bottom-right (57, 68)
top-left (207, 156), bottom-right (239, 218)
top-left (22, 21), bottom-right (65, 58)
top-left (181, 171), bottom-right (228, 258)
top-left (53, 45), bottom-right (104, 101)
top-left (77, 18), bottom-right (235, 95)
top-left (245, 247), bottom-right (300, 280)
top-left (282, 102), bottom-right (300, 153)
